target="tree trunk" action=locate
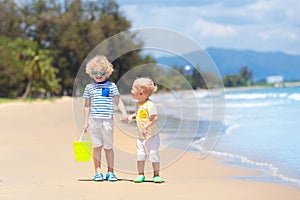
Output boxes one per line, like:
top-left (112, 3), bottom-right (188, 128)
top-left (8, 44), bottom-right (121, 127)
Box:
top-left (21, 78), bottom-right (33, 99)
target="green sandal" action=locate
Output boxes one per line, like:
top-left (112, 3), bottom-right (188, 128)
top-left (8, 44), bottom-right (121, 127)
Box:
top-left (153, 176), bottom-right (163, 183)
top-left (134, 175), bottom-right (145, 183)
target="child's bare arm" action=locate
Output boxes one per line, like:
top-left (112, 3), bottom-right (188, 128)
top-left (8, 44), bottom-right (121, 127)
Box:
top-left (128, 112), bottom-right (136, 124)
top-left (143, 114), bottom-right (158, 130)
top-left (83, 98), bottom-right (91, 132)
top-left (114, 96), bottom-right (128, 122)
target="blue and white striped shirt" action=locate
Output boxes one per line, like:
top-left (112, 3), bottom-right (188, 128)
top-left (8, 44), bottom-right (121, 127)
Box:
top-left (83, 81), bottom-right (120, 119)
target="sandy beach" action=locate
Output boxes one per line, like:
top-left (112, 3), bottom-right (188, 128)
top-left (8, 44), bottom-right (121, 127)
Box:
top-left (1, 97), bottom-right (300, 200)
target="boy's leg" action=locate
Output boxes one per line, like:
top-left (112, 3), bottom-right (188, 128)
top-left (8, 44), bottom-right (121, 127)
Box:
top-left (102, 119), bottom-right (114, 172)
top-left (104, 148), bottom-right (118, 181)
top-left (93, 146), bottom-right (102, 173)
top-left (104, 148), bottom-right (114, 172)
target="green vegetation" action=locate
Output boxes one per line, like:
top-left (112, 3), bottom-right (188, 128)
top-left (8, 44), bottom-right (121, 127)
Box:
top-left (223, 66), bottom-right (253, 87)
top-left (1, 0), bottom-right (146, 98)
top-left (1, 0), bottom-right (258, 99)
top-left (169, 65), bottom-right (222, 89)
top-left (0, 97), bottom-right (58, 104)
top-left (0, 98), bottom-right (19, 103)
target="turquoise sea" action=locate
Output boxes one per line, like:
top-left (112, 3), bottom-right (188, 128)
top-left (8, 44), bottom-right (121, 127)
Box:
top-left (152, 86), bottom-right (300, 187)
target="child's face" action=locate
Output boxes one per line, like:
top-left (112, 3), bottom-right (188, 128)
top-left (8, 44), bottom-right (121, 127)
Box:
top-left (131, 85), bottom-right (148, 102)
top-left (91, 68), bottom-right (107, 82)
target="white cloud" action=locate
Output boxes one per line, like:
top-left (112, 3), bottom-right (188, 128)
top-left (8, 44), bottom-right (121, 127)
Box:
top-left (258, 28), bottom-right (300, 42)
top-left (193, 19), bottom-right (237, 38)
top-left (258, 32), bottom-right (271, 40)
top-left (119, 0), bottom-right (300, 55)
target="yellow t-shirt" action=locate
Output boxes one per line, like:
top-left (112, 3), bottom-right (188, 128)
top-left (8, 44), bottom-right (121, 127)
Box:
top-left (136, 100), bottom-right (158, 139)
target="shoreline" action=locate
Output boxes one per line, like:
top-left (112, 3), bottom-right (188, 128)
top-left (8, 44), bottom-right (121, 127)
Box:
top-left (188, 142), bottom-right (300, 188)
top-left (1, 98), bottom-right (300, 199)
top-left (1, 83), bottom-right (299, 106)
top-left (161, 133), bottom-right (300, 188)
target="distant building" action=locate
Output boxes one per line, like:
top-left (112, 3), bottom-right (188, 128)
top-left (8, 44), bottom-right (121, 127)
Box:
top-left (266, 75), bottom-right (284, 84)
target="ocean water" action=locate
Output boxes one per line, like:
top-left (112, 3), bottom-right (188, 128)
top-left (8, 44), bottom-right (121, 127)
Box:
top-left (152, 86), bottom-right (300, 187)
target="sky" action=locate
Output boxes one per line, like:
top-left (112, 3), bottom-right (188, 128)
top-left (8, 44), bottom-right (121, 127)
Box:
top-left (115, 0), bottom-right (300, 56)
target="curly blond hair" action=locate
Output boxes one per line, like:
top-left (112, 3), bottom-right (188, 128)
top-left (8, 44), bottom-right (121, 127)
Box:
top-left (133, 77), bottom-right (157, 96)
top-left (85, 55), bottom-right (114, 77)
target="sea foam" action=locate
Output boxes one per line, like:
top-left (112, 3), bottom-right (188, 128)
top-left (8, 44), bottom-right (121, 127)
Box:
top-left (192, 138), bottom-right (300, 187)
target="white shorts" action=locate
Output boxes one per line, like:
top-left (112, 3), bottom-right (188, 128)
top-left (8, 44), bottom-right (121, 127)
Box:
top-left (136, 134), bottom-right (160, 162)
top-left (88, 118), bottom-right (114, 149)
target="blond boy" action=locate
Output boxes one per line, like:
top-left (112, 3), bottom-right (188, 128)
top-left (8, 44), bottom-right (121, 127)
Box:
top-left (82, 55), bottom-right (127, 182)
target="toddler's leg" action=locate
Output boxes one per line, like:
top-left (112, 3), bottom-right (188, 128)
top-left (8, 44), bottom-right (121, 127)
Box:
top-left (134, 161), bottom-right (146, 183)
top-left (152, 162), bottom-right (160, 177)
top-left (152, 162), bottom-right (163, 183)
top-left (137, 161), bottom-right (145, 175)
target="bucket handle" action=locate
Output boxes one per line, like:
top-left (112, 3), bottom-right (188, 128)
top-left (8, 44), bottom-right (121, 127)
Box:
top-left (78, 132), bottom-right (89, 141)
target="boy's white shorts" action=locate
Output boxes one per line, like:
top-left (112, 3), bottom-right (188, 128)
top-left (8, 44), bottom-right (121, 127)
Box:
top-left (88, 118), bottom-right (114, 149)
top-left (136, 134), bottom-right (160, 162)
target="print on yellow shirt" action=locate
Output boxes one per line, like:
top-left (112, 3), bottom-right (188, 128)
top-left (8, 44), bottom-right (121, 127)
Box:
top-left (139, 109), bottom-right (148, 119)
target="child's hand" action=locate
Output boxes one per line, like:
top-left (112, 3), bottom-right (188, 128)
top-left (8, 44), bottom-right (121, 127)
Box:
top-left (83, 124), bottom-right (88, 133)
top-left (127, 114), bottom-right (136, 124)
top-left (127, 116), bottom-right (132, 124)
top-left (141, 128), bottom-right (147, 134)
top-left (141, 128), bottom-right (147, 139)
top-left (120, 115), bottom-right (128, 123)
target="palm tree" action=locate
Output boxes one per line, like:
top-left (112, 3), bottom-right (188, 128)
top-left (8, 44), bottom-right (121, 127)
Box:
top-left (15, 39), bottom-right (60, 98)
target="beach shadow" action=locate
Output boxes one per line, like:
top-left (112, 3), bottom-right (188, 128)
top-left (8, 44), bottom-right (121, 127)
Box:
top-left (77, 178), bottom-right (164, 183)
top-left (77, 178), bottom-right (133, 182)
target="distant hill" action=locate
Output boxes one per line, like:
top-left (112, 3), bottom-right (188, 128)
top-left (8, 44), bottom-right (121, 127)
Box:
top-left (156, 48), bottom-right (300, 81)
